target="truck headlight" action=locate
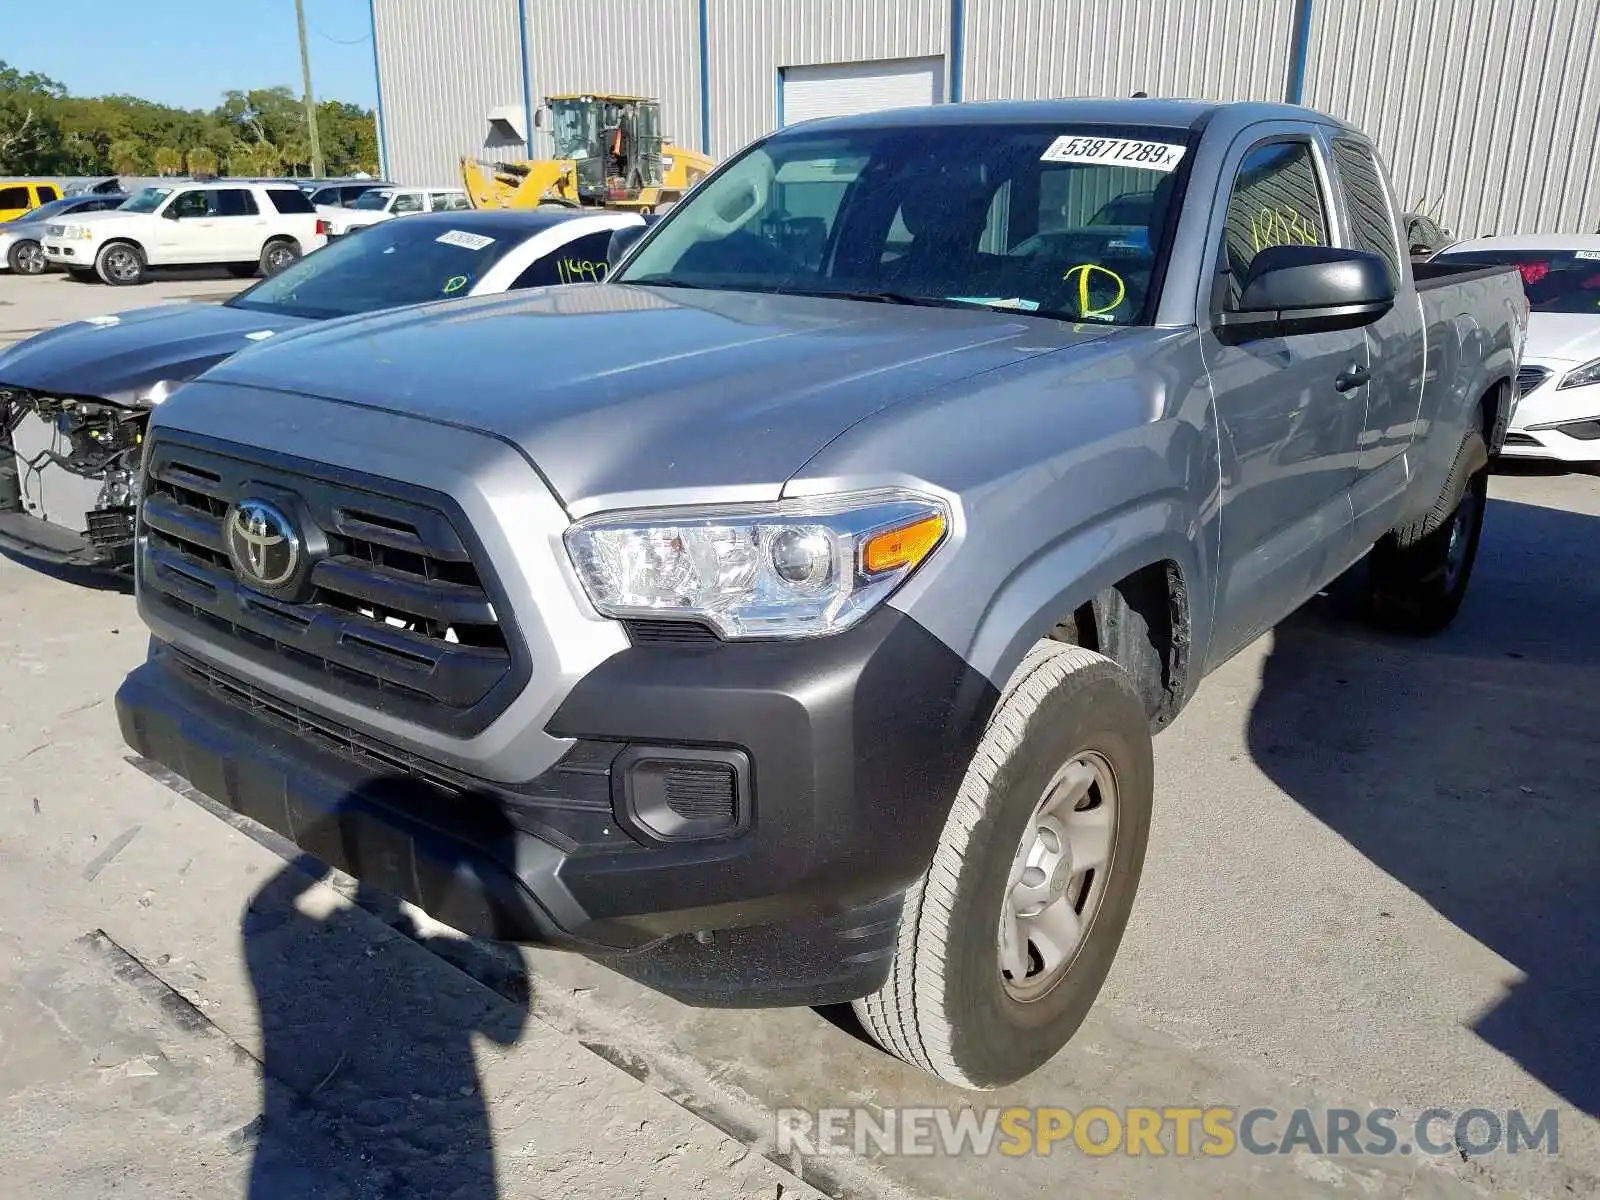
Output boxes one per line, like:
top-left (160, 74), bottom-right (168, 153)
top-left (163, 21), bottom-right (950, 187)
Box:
top-left (1558, 356), bottom-right (1600, 390)
top-left (62, 224), bottom-right (95, 240)
top-left (565, 490), bottom-right (949, 639)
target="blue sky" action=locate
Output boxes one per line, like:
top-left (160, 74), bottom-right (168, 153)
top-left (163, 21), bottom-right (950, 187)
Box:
top-left (7, 0), bottom-right (378, 110)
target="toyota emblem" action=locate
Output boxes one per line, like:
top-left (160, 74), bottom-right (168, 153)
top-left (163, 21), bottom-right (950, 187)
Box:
top-left (225, 498), bottom-right (302, 590)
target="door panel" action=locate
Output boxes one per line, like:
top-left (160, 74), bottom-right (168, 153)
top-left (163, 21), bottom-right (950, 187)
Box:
top-left (155, 190), bottom-right (212, 262)
top-left (211, 189), bottom-right (266, 260)
top-left (1202, 135), bottom-right (1369, 667)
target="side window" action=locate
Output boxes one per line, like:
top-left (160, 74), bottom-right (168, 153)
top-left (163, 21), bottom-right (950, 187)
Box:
top-left (1331, 137), bottom-right (1401, 283)
top-left (429, 192), bottom-right (452, 212)
top-left (1219, 140), bottom-right (1329, 307)
top-left (442, 194), bottom-right (472, 211)
top-left (391, 192), bottom-right (423, 214)
top-left (168, 190), bottom-right (210, 218)
top-left (265, 188), bottom-right (315, 214)
top-left (214, 189), bottom-right (259, 217)
top-left (510, 230), bottom-right (618, 288)
top-left (0, 186), bottom-right (29, 208)
top-left (38, 185), bottom-right (61, 202)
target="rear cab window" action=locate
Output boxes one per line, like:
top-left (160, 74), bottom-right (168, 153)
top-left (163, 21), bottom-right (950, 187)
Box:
top-left (1434, 248), bottom-right (1600, 313)
top-left (37, 184), bottom-right (60, 203)
top-left (511, 230), bottom-right (617, 287)
top-left (1331, 137), bottom-right (1402, 285)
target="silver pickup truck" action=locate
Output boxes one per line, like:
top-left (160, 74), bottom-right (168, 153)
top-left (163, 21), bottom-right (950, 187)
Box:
top-left (115, 99), bottom-right (1524, 1089)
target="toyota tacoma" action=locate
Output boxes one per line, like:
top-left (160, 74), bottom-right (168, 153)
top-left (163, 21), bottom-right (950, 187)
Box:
top-left (115, 100), bottom-right (1524, 1088)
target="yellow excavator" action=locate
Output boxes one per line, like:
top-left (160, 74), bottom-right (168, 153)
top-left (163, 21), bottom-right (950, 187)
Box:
top-left (462, 93), bottom-right (714, 213)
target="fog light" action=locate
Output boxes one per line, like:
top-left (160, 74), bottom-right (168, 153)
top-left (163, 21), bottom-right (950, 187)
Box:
top-left (613, 746), bottom-right (750, 842)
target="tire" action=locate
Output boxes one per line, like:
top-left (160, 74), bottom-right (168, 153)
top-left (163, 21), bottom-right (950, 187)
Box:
top-left (226, 263), bottom-right (259, 279)
top-left (7, 239), bottom-right (46, 276)
top-left (1366, 425), bottom-right (1489, 634)
top-left (259, 238), bottom-right (300, 276)
top-left (853, 642), bottom-right (1154, 1089)
top-left (94, 241), bottom-right (146, 286)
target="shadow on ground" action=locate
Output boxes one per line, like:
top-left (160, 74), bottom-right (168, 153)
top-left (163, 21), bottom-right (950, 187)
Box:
top-left (1248, 496), bottom-right (1600, 1117)
top-left (240, 805), bottom-right (532, 1198)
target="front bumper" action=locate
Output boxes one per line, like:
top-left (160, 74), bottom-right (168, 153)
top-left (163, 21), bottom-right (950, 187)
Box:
top-left (1502, 369), bottom-right (1600, 461)
top-left (42, 237), bottom-right (92, 264)
top-left (0, 510), bottom-right (134, 570)
top-left (116, 608), bottom-right (996, 1006)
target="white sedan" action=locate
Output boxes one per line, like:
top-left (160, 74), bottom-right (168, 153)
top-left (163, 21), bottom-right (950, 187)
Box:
top-left (1433, 234), bottom-right (1600, 462)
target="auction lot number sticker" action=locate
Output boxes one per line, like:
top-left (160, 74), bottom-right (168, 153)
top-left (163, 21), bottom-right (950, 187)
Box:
top-left (1041, 136), bottom-right (1187, 172)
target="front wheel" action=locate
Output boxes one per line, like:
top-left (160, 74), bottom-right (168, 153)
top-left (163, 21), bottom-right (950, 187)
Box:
top-left (7, 239), bottom-right (46, 275)
top-left (853, 642), bottom-right (1154, 1089)
top-left (95, 241), bottom-right (146, 286)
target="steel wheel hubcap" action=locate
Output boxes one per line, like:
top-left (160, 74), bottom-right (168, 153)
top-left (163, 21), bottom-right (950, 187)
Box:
top-left (17, 244), bottom-right (43, 273)
top-left (267, 247), bottom-right (292, 270)
top-left (107, 249), bottom-right (137, 279)
top-left (998, 751), bottom-right (1118, 1001)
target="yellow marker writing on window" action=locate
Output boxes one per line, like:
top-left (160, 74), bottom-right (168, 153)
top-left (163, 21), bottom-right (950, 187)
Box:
top-left (443, 274), bottom-right (469, 294)
top-left (1062, 264), bottom-right (1127, 319)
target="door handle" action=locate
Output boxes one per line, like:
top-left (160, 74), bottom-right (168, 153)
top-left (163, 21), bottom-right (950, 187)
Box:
top-left (1334, 364), bottom-right (1371, 392)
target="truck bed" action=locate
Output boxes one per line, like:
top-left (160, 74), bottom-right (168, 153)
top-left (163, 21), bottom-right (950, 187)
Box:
top-left (1412, 259), bottom-right (1522, 291)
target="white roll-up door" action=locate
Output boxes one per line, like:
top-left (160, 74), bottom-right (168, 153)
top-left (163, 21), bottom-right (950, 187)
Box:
top-left (780, 57), bottom-right (945, 127)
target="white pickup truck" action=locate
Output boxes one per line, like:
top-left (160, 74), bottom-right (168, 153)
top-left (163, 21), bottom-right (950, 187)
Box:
top-left (317, 185), bottom-right (472, 238)
top-left (41, 181), bottom-right (326, 285)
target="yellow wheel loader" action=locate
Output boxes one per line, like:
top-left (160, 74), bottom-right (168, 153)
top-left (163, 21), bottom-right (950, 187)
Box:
top-left (462, 94), bottom-right (714, 213)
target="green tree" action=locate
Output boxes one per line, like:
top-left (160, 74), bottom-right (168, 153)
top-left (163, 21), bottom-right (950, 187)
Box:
top-left (186, 146), bottom-right (219, 177)
top-left (152, 146), bottom-right (183, 176)
top-left (108, 138), bottom-right (145, 175)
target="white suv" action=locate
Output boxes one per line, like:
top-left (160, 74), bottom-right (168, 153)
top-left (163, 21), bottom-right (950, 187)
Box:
top-left (317, 186), bottom-right (471, 237)
top-left (41, 182), bottom-right (327, 285)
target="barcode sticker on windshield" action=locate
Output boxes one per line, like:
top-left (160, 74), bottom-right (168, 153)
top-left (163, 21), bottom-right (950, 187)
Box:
top-left (1575, 250), bottom-right (1600, 261)
top-left (1040, 136), bottom-right (1187, 172)
top-left (436, 230), bottom-right (496, 251)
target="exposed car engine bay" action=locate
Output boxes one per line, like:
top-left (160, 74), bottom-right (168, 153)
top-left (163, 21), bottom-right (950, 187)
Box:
top-left (1, 385), bottom-right (145, 566)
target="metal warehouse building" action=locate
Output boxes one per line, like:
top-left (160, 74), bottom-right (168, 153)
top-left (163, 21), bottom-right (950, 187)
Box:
top-left (371, 0), bottom-right (1600, 236)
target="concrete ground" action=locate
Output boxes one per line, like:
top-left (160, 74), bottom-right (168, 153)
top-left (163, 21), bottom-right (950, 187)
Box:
top-left (2, 270), bottom-right (1598, 1198)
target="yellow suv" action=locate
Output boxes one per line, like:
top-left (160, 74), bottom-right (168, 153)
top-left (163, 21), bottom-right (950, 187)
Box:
top-left (0, 181), bottom-right (62, 223)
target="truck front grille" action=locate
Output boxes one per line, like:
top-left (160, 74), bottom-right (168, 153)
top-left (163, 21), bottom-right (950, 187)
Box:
top-left (137, 435), bottom-right (528, 734)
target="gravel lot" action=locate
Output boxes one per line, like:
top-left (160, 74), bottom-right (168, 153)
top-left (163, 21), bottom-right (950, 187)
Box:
top-left (2, 270), bottom-right (1597, 1198)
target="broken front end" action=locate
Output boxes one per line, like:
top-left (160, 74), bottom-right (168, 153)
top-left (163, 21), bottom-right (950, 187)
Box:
top-left (0, 385), bottom-right (145, 570)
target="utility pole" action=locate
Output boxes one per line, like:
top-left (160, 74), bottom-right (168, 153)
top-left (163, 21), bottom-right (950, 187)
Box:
top-left (295, 0), bottom-right (326, 177)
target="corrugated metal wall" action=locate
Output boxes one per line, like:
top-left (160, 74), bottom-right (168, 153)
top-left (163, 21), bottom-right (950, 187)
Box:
top-left (707, 0), bottom-right (947, 156)
top-left (1302, 0), bottom-right (1600, 236)
top-left (523, 0), bottom-right (703, 156)
top-left (961, 0), bottom-right (1295, 104)
top-left (372, 0), bottom-right (528, 185)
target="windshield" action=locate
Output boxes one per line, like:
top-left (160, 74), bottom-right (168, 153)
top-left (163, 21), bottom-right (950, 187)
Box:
top-left (226, 219), bottom-right (531, 319)
top-left (351, 188), bottom-right (394, 211)
top-left (117, 188), bottom-right (171, 214)
top-left (615, 123), bottom-right (1193, 325)
top-left (118, 187), bottom-right (172, 214)
top-left (551, 99), bottom-right (599, 160)
top-left (1435, 249), bottom-right (1600, 315)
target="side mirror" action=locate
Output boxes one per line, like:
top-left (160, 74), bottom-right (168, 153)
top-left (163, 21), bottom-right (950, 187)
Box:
top-left (606, 221), bottom-right (651, 270)
top-left (1216, 245), bottom-right (1395, 342)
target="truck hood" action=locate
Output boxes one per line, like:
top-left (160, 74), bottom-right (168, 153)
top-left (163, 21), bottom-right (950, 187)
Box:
top-left (194, 283), bottom-right (1122, 508)
top-left (1524, 312), bottom-right (1600, 365)
top-left (0, 301), bottom-right (311, 404)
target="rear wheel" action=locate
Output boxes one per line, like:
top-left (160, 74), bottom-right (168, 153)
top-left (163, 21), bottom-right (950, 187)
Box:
top-left (95, 241), bottom-right (146, 286)
top-left (852, 642), bottom-right (1154, 1089)
top-left (7, 239), bottom-right (46, 275)
top-left (259, 238), bottom-right (300, 276)
top-left (1366, 426), bottom-right (1489, 634)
